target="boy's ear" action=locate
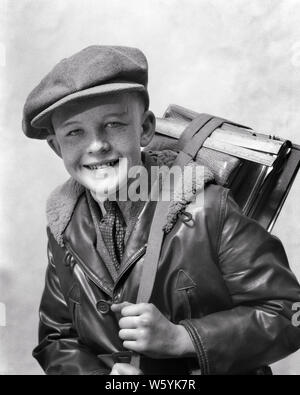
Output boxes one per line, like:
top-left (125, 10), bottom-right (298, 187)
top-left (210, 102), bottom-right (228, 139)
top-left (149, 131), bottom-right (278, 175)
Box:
top-left (47, 135), bottom-right (62, 158)
top-left (140, 110), bottom-right (156, 147)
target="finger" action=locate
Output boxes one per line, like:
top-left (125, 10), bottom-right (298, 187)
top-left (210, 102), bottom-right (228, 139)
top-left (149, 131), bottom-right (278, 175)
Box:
top-left (119, 303), bottom-right (150, 317)
top-left (111, 301), bottom-right (132, 313)
top-left (119, 328), bottom-right (139, 340)
top-left (123, 340), bottom-right (142, 353)
top-left (119, 316), bottom-right (140, 329)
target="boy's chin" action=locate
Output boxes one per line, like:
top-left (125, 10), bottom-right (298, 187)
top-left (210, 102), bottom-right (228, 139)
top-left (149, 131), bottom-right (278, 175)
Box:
top-left (75, 174), bottom-right (127, 201)
top-left (83, 179), bottom-right (120, 198)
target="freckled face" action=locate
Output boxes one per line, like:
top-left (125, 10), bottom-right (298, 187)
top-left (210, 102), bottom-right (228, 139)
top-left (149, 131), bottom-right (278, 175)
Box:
top-left (50, 93), bottom-right (152, 198)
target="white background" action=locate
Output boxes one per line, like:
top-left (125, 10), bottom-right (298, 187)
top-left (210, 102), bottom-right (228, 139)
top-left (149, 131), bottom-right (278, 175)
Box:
top-left (0, 0), bottom-right (300, 374)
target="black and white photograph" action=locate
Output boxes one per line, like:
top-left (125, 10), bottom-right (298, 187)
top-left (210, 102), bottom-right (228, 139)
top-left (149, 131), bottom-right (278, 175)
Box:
top-left (1, 0), bottom-right (300, 377)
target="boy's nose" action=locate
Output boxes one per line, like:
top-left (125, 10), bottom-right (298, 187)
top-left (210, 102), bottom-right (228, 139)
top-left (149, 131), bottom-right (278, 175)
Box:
top-left (87, 139), bottom-right (111, 154)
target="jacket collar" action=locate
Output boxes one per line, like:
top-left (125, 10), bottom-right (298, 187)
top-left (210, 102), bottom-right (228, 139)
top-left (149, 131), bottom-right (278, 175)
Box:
top-left (46, 150), bottom-right (214, 247)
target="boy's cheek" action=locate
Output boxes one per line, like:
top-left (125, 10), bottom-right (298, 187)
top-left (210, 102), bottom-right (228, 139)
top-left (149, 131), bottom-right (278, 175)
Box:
top-left (59, 147), bottom-right (79, 168)
top-left (60, 155), bottom-right (80, 179)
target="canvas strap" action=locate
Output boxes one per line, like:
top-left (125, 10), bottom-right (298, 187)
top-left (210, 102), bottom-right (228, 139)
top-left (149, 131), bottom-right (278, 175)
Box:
top-left (131, 115), bottom-right (236, 369)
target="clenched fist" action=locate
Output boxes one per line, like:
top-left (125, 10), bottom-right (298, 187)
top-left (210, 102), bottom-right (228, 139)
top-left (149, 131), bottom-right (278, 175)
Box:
top-left (111, 302), bottom-right (195, 359)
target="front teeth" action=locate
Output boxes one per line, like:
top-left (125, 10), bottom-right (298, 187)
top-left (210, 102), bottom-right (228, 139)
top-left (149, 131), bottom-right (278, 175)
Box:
top-left (87, 161), bottom-right (117, 170)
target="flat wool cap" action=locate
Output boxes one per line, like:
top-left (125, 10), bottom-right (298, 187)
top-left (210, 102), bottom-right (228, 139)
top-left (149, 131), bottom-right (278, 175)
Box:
top-left (22, 45), bottom-right (149, 139)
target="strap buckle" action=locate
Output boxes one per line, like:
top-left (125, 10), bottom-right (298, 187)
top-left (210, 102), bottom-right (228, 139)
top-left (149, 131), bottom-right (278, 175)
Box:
top-left (112, 351), bottom-right (134, 364)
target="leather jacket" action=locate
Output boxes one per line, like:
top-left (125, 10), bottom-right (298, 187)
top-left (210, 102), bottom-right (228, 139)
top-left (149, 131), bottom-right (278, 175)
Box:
top-left (33, 155), bottom-right (300, 375)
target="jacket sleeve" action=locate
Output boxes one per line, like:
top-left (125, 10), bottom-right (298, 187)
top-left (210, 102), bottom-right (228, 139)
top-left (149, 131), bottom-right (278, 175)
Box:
top-left (180, 189), bottom-right (300, 375)
top-left (32, 243), bottom-right (109, 375)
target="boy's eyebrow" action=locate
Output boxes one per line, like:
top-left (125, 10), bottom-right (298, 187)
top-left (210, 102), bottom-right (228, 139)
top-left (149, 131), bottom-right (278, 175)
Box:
top-left (59, 111), bottom-right (130, 128)
top-left (59, 120), bottom-right (81, 128)
top-left (102, 110), bottom-right (129, 118)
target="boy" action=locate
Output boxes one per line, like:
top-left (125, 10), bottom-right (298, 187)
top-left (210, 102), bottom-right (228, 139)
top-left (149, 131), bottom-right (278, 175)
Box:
top-left (23, 45), bottom-right (300, 375)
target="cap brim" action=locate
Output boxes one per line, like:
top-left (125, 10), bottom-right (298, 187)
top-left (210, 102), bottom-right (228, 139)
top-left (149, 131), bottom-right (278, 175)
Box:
top-left (31, 82), bottom-right (147, 129)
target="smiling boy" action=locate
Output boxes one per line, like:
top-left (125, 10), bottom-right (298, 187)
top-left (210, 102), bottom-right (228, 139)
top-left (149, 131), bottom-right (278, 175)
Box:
top-left (23, 46), bottom-right (300, 375)
top-left (48, 92), bottom-right (154, 202)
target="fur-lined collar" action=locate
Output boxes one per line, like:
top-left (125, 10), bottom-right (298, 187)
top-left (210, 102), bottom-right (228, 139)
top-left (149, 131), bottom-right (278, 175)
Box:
top-left (46, 150), bottom-right (214, 246)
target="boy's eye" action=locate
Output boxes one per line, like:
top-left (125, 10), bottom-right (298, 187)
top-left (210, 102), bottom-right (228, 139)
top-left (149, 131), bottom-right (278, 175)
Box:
top-left (66, 129), bottom-right (82, 137)
top-left (105, 122), bottom-right (124, 128)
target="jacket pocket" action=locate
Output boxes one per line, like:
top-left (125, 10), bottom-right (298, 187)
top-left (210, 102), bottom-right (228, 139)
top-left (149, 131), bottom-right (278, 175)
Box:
top-left (176, 270), bottom-right (197, 320)
top-left (68, 283), bottom-right (82, 334)
top-left (72, 302), bottom-right (80, 331)
top-left (180, 289), bottom-right (192, 319)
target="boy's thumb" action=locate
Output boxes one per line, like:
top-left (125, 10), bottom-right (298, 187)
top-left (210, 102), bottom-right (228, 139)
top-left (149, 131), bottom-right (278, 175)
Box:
top-left (110, 301), bottom-right (132, 312)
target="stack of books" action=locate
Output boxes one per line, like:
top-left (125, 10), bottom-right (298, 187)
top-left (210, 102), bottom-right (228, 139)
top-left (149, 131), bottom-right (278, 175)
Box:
top-left (145, 104), bottom-right (293, 227)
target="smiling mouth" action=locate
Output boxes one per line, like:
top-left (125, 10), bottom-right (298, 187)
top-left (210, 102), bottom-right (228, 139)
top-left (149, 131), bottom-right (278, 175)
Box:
top-left (83, 159), bottom-right (119, 170)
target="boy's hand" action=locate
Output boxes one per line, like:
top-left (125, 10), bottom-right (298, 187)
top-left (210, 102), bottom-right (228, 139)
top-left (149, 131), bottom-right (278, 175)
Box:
top-left (111, 302), bottom-right (194, 359)
top-left (110, 363), bottom-right (143, 375)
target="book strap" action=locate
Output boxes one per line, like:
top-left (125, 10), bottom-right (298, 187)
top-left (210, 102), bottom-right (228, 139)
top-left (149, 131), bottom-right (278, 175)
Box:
top-left (176, 113), bottom-right (213, 151)
top-left (131, 115), bottom-right (238, 369)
